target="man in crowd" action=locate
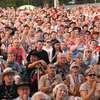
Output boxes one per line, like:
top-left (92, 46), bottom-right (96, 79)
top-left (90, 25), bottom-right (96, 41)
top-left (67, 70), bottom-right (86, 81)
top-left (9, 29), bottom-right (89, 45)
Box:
top-left (27, 40), bottom-right (49, 64)
top-left (54, 53), bottom-right (69, 81)
top-left (14, 81), bottom-right (31, 100)
top-left (5, 52), bottom-right (21, 72)
top-left (39, 64), bottom-right (62, 97)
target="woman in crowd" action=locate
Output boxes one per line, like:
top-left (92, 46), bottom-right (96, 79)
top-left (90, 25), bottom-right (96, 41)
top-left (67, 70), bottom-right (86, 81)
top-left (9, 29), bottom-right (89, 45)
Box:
top-left (80, 68), bottom-right (97, 100)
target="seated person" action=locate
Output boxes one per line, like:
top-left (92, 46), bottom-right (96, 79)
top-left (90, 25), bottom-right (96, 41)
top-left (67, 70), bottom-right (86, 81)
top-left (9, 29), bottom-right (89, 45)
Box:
top-left (0, 68), bottom-right (18, 99)
top-left (39, 64), bottom-right (62, 97)
top-left (14, 81), bottom-right (31, 100)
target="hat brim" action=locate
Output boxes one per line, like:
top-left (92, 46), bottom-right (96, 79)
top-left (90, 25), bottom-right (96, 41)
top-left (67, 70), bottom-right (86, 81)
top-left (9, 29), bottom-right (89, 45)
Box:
top-left (17, 82), bottom-right (30, 89)
top-left (2, 71), bottom-right (15, 80)
top-left (70, 66), bottom-right (80, 70)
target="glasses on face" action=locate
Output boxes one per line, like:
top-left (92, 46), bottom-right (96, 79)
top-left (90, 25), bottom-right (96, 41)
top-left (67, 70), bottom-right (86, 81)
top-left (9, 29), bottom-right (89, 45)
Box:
top-left (88, 74), bottom-right (96, 77)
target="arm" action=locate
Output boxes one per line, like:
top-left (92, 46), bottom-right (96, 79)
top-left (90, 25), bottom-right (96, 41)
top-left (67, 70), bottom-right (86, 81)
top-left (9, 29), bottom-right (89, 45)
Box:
top-left (28, 61), bottom-right (41, 69)
top-left (80, 81), bottom-right (96, 100)
top-left (70, 38), bottom-right (80, 51)
top-left (39, 76), bottom-right (52, 93)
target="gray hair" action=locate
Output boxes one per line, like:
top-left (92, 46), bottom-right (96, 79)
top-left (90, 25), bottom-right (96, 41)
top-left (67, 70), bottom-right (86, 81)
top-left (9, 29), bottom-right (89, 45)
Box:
top-left (53, 83), bottom-right (68, 98)
top-left (32, 91), bottom-right (51, 100)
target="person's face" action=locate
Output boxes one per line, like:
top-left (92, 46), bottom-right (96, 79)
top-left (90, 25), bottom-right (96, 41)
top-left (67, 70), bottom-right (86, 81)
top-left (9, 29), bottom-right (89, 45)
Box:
top-left (85, 51), bottom-right (92, 58)
top-left (47, 64), bottom-right (56, 75)
top-left (83, 26), bottom-right (88, 31)
top-left (7, 54), bottom-right (15, 62)
top-left (51, 32), bottom-right (57, 39)
top-left (76, 57), bottom-right (83, 64)
top-left (46, 41), bottom-right (51, 47)
top-left (3, 74), bottom-right (14, 85)
top-left (90, 41), bottom-right (97, 49)
top-left (56, 87), bottom-right (68, 99)
top-left (54, 43), bottom-right (60, 50)
top-left (44, 34), bottom-right (49, 40)
top-left (71, 67), bottom-right (79, 75)
top-left (60, 43), bottom-right (66, 50)
top-left (86, 73), bottom-right (96, 82)
top-left (60, 26), bottom-right (65, 32)
top-left (92, 34), bottom-right (98, 39)
top-left (30, 55), bottom-right (39, 63)
top-left (13, 39), bottom-right (20, 48)
top-left (36, 42), bottom-right (43, 50)
top-left (17, 86), bottom-right (30, 97)
top-left (74, 29), bottom-right (79, 36)
top-left (57, 55), bottom-right (66, 64)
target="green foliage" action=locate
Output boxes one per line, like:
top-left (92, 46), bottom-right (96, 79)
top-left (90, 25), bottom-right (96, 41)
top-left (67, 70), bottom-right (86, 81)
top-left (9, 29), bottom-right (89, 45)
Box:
top-left (0, 0), bottom-right (100, 7)
top-left (0, 0), bottom-right (16, 7)
top-left (59, 0), bottom-right (64, 4)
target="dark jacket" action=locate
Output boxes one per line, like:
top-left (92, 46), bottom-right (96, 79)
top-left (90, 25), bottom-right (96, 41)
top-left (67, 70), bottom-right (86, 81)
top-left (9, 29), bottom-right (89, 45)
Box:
top-left (0, 83), bottom-right (18, 100)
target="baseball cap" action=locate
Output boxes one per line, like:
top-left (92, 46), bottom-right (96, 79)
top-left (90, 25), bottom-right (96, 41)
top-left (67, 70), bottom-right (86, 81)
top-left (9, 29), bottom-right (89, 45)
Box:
top-left (70, 62), bottom-right (80, 70)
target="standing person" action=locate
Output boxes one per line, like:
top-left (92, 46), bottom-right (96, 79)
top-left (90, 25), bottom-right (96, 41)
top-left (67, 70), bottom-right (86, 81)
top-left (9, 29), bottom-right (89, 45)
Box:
top-left (14, 81), bottom-right (31, 100)
top-left (28, 40), bottom-right (49, 64)
top-left (80, 68), bottom-right (97, 100)
top-left (0, 68), bottom-right (18, 99)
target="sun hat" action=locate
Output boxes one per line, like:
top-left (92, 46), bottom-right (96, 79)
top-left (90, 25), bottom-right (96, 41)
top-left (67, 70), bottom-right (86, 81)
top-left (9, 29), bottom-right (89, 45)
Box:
top-left (85, 68), bottom-right (95, 76)
top-left (70, 62), bottom-right (80, 71)
top-left (2, 67), bottom-right (15, 80)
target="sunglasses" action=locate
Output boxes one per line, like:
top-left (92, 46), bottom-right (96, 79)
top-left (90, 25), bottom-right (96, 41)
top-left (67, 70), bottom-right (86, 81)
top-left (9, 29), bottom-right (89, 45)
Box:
top-left (88, 74), bottom-right (96, 77)
top-left (72, 66), bottom-right (79, 68)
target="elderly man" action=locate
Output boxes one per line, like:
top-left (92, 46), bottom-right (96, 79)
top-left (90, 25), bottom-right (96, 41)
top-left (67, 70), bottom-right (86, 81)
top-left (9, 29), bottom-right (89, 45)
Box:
top-left (65, 61), bottom-right (84, 96)
top-left (54, 53), bottom-right (69, 81)
top-left (0, 68), bottom-right (18, 99)
top-left (14, 81), bottom-right (31, 100)
top-left (39, 63), bottom-right (62, 97)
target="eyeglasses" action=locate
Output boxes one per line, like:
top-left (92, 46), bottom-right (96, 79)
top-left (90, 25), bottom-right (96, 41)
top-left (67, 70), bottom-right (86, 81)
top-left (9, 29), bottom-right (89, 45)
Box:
top-left (88, 74), bottom-right (96, 77)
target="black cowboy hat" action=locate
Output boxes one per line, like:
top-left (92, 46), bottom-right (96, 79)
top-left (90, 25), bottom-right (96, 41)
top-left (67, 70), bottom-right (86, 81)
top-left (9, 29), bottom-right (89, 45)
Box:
top-left (16, 81), bottom-right (30, 89)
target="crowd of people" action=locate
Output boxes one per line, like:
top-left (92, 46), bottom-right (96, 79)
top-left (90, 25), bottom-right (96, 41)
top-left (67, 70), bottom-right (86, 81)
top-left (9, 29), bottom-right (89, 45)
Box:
top-left (0, 4), bottom-right (100, 100)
